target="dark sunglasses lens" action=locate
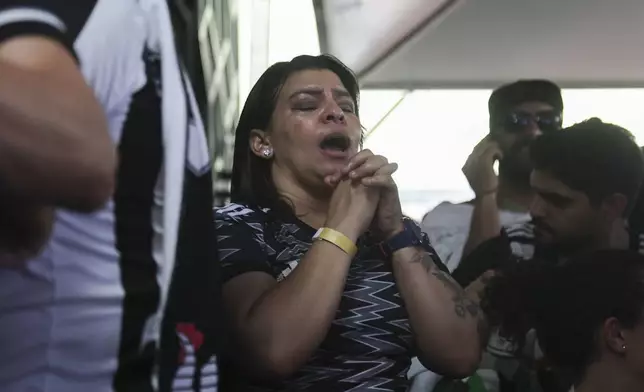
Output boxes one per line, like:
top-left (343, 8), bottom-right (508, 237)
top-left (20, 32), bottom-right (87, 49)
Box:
top-left (505, 112), bottom-right (562, 133)
top-left (536, 119), bottom-right (560, 132)
top-left (504, 114), bottom-right (532, 132)
top-left (536, 113), bottom-right (562, 132)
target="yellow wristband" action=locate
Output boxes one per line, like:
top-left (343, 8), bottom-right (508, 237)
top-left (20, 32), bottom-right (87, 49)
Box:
top-left (313, 227), bottom-right (358, 257)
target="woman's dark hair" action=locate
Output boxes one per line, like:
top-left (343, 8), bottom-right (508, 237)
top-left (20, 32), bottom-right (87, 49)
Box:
top-left (482, 249), bottom-right (644, 385)
top-left (230, 54), bottom-right (360, 214)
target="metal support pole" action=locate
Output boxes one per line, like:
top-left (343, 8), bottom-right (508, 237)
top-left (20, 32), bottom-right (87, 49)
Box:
top-left (197, 0), bottom-right (239, 205)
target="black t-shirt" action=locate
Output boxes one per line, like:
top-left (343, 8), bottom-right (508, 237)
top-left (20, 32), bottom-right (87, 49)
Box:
top-left (215, 203), bottom-right (446, 392)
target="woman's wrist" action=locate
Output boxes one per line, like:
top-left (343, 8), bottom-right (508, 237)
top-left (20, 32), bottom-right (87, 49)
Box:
top-left (324, 219), bottom-right (362, 244)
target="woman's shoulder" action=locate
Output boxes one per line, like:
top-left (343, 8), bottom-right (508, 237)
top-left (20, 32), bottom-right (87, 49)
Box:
top-left (214, 203), bottom-right (269, 224)
top-left (214, 203), bottom-right (268, 219)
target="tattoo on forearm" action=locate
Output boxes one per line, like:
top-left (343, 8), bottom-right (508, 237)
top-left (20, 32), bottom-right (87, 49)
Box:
top-left (410, 251), bottom-right (482, 320)
top-left (414, 250), bottom-right (438, 273)
top-left (437, 272), bottom-right (480, 318)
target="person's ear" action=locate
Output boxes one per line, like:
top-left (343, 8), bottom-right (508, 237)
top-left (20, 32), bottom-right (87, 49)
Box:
top-left (249, 129), bottom-right (273, 159)
top-left (602, 317), bottom-right (629, 356)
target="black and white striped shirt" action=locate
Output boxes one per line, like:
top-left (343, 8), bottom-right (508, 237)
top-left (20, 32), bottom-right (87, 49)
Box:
top-left (454, 221), bottom-right (644, 288)
top-left (0, 1), bottom-right (220, 391)
top-left (504, 222), bottom-right (644, 261)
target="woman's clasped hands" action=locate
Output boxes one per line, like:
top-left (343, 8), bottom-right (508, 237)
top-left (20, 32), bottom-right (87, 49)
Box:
top-left (324, 149), bottom-right (404, 241)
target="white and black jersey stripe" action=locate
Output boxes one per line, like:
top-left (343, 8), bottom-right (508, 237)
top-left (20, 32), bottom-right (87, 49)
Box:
top-left (455, 221), bottom-right (644, 288)
top-left (504, 222), bottom-right (644, 261)
top-left (0, 1), bottom-right (219, 392)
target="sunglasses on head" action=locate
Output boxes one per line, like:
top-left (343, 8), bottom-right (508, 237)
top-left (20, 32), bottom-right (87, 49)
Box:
top-left (501, 111), bottom-right (563, 133)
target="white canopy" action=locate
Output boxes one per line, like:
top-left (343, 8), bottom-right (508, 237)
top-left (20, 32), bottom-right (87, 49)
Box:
top-left (315, 0), bottom-right (644, 89)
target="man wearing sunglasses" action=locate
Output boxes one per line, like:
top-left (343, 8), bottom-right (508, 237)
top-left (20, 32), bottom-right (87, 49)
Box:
top-left (459, 80), bottom-right (564, 263)
top-left (413, 80), bottom-right (563, 392)
top-left (421, 80), bottom-right (563, 271)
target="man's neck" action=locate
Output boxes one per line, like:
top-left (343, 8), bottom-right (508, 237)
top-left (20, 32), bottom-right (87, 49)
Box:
top-left (496, 178), bottom-right (534, 212)
top-left (577, 361), bottom-right (642, 392)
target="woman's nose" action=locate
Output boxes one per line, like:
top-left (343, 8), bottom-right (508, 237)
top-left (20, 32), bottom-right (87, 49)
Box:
top-left (323, 105), bottom-right (345, 124)
top-left (325, 111), bottom-right (344, 123)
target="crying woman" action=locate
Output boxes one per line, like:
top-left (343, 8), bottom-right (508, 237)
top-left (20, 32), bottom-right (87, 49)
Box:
top-left (213, 54), bottom-right (485, 392)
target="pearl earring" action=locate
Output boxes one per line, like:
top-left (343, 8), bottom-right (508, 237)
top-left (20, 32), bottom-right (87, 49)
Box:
top-left (262, 148), bottom-right (273, 158)
top-left (622, 344), bottom-right (627, 350)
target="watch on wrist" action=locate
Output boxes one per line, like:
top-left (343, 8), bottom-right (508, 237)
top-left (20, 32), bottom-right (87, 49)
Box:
top-left (378, 218), bottom-right (424, 259)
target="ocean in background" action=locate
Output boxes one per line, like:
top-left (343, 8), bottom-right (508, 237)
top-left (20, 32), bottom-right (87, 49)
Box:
top-left (400, 189), bottom-right (473, 222)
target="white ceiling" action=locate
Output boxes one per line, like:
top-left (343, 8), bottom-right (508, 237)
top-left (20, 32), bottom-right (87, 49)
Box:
top-left (316, 0), bottom-right (644, 89)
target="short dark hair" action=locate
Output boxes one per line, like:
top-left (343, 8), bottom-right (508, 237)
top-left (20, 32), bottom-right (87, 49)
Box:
top-left (230, 55), bottom-right (359, 214)
top-left (482, 249), bottom-right (644, 385)
top-left (530, 118), bottom-right (644, 215)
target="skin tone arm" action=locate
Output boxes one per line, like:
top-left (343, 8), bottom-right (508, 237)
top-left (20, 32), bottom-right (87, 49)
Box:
top-left (0, 36), bottom-right (115, 211)
top-left (461, 136), bottom-right (504, 258)
top-left (222, 240), bottom-right (354, 379)
top-left (391, 244), bottom-right (485, 377)
top-left (464, 269), bottom-right (496, 302)
top-left (340, 151), bottom-right (484, 377)
top-left (462, 192), bottom-right (502, 257)
top-left (461, 136), bottom-right (534, 258)
top-left (222, 178), bottom-right (379, 379)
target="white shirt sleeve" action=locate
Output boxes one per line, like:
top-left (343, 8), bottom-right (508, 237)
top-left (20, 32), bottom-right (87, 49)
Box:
top-left (0, 2), bottom-right (77, 56)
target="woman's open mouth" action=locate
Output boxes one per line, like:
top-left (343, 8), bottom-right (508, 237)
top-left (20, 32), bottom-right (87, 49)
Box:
top-left (319, 133), bottom-right (351, 159)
